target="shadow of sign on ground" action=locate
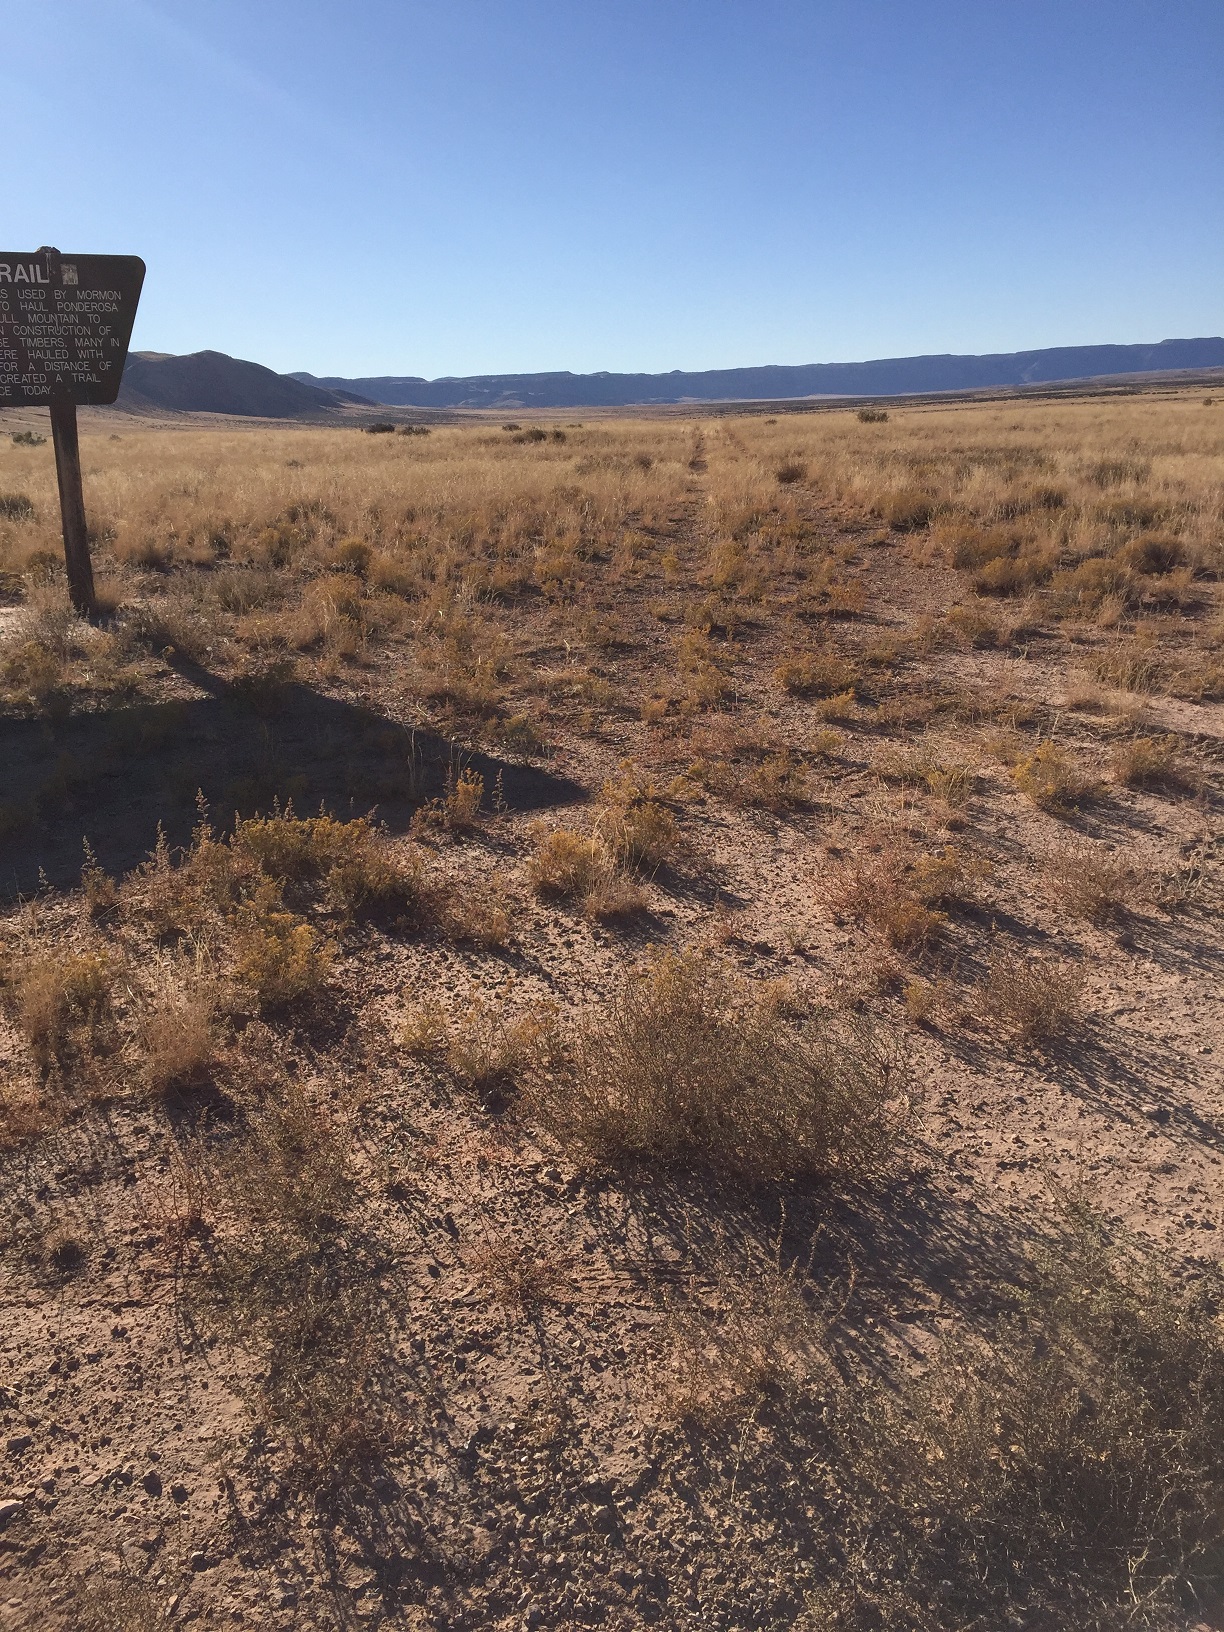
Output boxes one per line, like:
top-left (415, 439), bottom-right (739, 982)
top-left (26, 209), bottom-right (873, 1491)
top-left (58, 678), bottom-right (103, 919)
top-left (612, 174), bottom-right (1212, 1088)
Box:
top-left (0, 678), bottom-right (584, 898)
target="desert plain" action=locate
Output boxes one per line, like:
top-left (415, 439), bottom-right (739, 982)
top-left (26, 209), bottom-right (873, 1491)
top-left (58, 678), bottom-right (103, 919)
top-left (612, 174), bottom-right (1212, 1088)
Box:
top-left (0, 388), bottom-right (1221, 1630)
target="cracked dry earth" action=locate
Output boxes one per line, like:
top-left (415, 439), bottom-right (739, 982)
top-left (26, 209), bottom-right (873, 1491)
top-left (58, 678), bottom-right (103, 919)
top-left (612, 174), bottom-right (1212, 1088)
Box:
top-left (0, 409), bottom-right (1222, 1631)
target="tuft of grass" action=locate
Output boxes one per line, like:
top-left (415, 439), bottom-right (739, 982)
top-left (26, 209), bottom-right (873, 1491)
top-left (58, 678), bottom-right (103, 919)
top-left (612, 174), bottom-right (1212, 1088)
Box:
top-left (1011, 741), bottom-right (1096, 812)
top-left (774, 652), bottom-right (860, 698)
top-left (528, 953), bottom-right (907, 1182)
top-left (12, 950), bottom-right (116, 1071)
top-left (139, 982), bottom-right (217, 1096)
top-left (526, 825), bottom-right (646, 920)
top-left (45, 1229), bottom-right (89, 1277)
top-left (1110, 734), bottom-right (1195, 794)
top-left (874, 489), bottom-right (937, 531)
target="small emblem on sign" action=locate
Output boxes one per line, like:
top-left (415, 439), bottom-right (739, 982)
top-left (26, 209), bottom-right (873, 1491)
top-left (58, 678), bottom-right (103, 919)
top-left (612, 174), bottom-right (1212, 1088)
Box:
top-left (61, 263), bottom-right (78, 286)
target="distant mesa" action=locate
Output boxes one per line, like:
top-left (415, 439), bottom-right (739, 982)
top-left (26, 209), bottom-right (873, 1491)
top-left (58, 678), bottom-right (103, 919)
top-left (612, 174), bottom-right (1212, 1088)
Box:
top-left (111, 338), bottom-right (1224, 419)
top-left (117, 350), bottom-right (374, 417)
top-left (293, 338), bottom-right (1224, 408)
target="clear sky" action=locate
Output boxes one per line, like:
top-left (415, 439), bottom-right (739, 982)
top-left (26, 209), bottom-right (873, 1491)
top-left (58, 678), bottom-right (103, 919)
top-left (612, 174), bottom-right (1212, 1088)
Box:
top-left (4, 1), bottom-right (1220, 378)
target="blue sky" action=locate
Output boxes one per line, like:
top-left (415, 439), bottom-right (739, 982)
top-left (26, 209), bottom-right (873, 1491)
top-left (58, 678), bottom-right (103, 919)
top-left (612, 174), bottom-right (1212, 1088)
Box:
top-left (4, 1), bottom-right (1220, 377)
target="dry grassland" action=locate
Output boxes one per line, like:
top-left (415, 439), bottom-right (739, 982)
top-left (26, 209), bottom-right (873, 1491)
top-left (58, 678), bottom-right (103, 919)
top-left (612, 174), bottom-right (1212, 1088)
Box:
top-left (0, 390), bottom-right (1222, 1631)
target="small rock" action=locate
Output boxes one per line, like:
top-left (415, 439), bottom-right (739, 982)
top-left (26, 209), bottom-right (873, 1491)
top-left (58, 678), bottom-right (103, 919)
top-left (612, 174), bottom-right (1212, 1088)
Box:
top-left (188, 1549), bottom-right (208, 1572)
top-left (0, 1500), bottom-right (23, 1530)
top-left (142, 1470), bottom-right (163, 1497)
top-left (5, 1436), bottom-right (32, 1457)
top-left (169, 1482), bottom-right (189, 1504)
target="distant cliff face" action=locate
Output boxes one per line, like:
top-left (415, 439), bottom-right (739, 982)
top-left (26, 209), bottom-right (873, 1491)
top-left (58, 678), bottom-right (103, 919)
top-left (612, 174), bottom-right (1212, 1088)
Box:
top-left (118, 351), bottom-right (366, 417)
top-left (293, 337), bottom-right (1224, 408)
top-left (114, 338), bottom-right (1224, 418)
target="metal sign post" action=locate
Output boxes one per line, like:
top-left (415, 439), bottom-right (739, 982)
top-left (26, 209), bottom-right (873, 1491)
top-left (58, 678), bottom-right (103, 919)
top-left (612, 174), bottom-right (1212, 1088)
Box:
top-left (0, 247), bottom-right (145, 618)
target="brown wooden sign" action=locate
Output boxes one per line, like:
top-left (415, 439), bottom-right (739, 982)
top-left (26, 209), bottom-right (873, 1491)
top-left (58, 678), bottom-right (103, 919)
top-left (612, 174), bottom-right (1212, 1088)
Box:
top-left (0, 249), bottom-right (144, 408)
top-left (1, 248), bottom-right (145, 615)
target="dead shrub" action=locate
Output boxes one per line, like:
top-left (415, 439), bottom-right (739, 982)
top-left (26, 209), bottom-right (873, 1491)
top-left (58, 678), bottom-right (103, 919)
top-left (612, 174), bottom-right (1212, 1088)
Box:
top-left (945, 603), bottom-right (1003, 649)
top-left (1043, 841), bottom-right (1145, 923)
top-left (740, 748), bottom-right (811, 811)
top-left (203, 1087), bottom-right (385, 1480)
top-left (414, 767), bottom-right (485, 833)
top-left (471, 1234), bottom-right (566, 1310)
top-left (128, 819), bottom-right (249, 937)
top-left (443, 876), bottom-right (515, 948)
top-left (775, 461), bottom-right (807, 485)
top-left (1122, 533), bottom-right (1185, 575)
top-left (405, 992), bottom-right (558, 1109)
top-left (902, 976), bottom-right (954, 1027)
top-left (330, 535), bottom-right (372, 576)
top-left (822, 1226), bottom-right (1224, 1630)
top-left (528, 953), bottom-right (907, 1182)
top-left (910, 844), bottom-right (991, 907)
top-left (660, 1256), bottom-right (827, 1427)
top-left (876, 742), bottom-right (977, 805)
top-left (130, 807), bottom-right (428, 937)
top-left (981, 950), bottom-right (1084, 1042)
top-left (71, 1577), bottom-right (168, 1632)
top-left (823, 841), bottom-right (984, 952)
top-left (970, 550), bottom-right (1052, 596)
top-left (235, 810), bottom-right (426, 921)
top-left (0, 628), bottom-right (72, 709)
top-left (80, 841), bottom-right (119, 920)
top-left (595, 773), bottom-right (682, 870)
